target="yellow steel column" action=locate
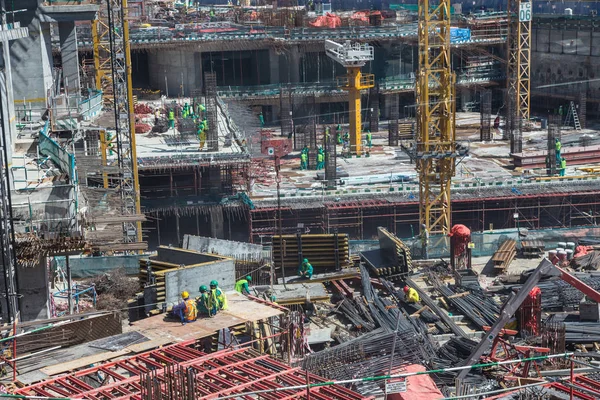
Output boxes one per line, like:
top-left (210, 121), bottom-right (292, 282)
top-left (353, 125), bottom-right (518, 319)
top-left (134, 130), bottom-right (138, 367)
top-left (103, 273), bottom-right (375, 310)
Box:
top-left (99, 130), bottom-right (109, 189)
top-left (92, 20), bottom-right (102, 91)
top-left (348, 67), bottom-right (362, 155)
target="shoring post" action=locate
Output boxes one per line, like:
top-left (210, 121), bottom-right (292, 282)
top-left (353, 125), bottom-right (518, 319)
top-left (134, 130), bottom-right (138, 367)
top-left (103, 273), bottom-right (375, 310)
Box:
top-left (306, 368), bottom-right (311, 399)
top-left (11, 319), bottom-right (16, 382)
top-left (570, 354), bottom-right (574, 400)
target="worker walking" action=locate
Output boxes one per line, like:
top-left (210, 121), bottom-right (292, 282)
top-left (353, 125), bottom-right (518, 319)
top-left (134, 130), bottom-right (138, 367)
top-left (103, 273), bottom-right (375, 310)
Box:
top-left (168, 109), bottom-right (175, 130)
top-left (555, 138), bottom-right (562, 165)
top-left (235, 275), bottom-right (252, 295)
top-left (403, 285), bottom-right (420, 303)
top-left (300, 151), bottom-right (308, 170)
top-left (298, 258), bottom-right (313, 279)
top-left (365, 129), bottom-right (372, 148)
top-left (258, 111), bottom-right (265, 127)
top-left (196, 285), bottom-right (210, 316)
top-left (560, 157), bottom-right (567, 176)
top-left (171, 291), bottom-right (197, 325)
top-left (208, 280), bottom-right (228, 317)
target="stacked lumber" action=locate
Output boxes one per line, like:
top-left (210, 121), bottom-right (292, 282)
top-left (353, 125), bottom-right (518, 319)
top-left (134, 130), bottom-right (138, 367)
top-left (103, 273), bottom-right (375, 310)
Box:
top-left (398, 121), bottom-right (415, 140)
top-left (492, 239), bottom-right (517, 273)
top-left (272, 234), bottom-right (350, 276)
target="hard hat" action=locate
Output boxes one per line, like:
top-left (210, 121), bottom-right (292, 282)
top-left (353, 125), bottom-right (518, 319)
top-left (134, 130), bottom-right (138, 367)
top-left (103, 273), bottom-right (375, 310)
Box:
top-left (303, 258), bottom-right (308, 263)
top-left (181, 291), bottom-right (189, 299)
top-left (246, 276), bottom-right (252, 282)
top-left (210, 280), bottom-right (218, 287)
top-left (199, 285), bottom-right (208, 293)
top-left (403, 286), bottom-right (409, 293)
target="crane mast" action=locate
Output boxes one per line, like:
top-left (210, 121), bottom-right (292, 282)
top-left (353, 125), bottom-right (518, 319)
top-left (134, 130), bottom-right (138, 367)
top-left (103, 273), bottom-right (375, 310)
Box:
top-left (416, 0), bottom-right (456, 237)
top-left (93, 0), bottom-right (142, 244)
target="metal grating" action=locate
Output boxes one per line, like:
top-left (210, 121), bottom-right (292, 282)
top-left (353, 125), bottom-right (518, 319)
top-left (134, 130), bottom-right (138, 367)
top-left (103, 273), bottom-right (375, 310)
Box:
top-left (388, 94), bottom-right (399, 146)
top-left (480, 89), bottom-right (492, 141)
top-left (204, 72), bottom-right (219, 152)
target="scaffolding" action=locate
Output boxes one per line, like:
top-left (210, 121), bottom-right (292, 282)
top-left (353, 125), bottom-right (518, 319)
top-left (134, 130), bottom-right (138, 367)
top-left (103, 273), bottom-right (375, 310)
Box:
top-left (204, 72), bottom-right (219, 152)
top-left (324, 128), bottom-right (337, 189)
top-left (388, 94), bottom-right (399, 146)
top-left (507, 0), bottom-right (532, 121)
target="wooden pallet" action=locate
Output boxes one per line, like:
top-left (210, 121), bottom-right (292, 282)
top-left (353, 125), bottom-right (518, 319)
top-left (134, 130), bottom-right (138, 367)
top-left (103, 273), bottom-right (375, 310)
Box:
top-left (492, 239), bottom-right (517, 272)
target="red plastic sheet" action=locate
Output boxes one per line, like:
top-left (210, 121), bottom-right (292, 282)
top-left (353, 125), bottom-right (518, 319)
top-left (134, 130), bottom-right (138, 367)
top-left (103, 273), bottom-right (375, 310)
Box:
top-left (387, 364), bottom-right (444, 400)
top-left (309, 13), bottom-right (342, 28)
top-left (449, 224), bottom-right (471, 256)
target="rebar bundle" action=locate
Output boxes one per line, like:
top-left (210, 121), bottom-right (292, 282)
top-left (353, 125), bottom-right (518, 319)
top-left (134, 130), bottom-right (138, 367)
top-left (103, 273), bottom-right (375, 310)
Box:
top-left (335, 298), bottom-right (376, 332)
top-left (515, 276), bottom-right (600, 310)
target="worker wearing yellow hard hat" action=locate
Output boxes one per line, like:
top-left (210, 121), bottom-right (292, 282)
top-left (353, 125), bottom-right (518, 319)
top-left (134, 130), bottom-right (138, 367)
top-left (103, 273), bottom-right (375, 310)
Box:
top-left (171, 290), bottom-right (197, 325)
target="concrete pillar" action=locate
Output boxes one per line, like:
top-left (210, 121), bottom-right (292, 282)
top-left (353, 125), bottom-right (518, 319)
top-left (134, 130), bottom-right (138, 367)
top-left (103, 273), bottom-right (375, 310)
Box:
top-left (269, 48), bottom-right (280, 84)
top-left (10, 14), bottom-right (53, 107)
top-left (0, 46), bottom-right (16, 159)
top-left (58, 21), bottom-right (80, 95)
top-left (289, 46), bottom-right (300, 84)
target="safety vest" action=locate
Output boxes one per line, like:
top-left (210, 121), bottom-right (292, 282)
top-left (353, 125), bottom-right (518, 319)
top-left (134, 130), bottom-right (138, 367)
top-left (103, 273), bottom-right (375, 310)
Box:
top-left (561, 159), bottom-right (567, 169)
top-left (209, 288), bottom-right (228, 310)
top-left (556, 141), bottom-right (562, 151)
top-left (301, 153), bottom-right (307, 162)
top-left (406, 288), bottom-right (420, 303)
top-left (317, 153), bottom-right (324, 162)
top-left (235, 279), bottom-right (249, 293)
top-left (366, 132), bottom-right (372, 141)
top-left (184, 299), bottom-right (197, 321)
top-left (168, 111), bottom-right (174, 120)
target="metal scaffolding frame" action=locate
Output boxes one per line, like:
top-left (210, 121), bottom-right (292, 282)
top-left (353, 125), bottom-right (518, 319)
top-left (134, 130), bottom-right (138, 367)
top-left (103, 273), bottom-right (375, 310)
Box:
top-left (388, 94), bottom-right (399, 146)
top-left (507, 0), bottom-right (531, 121)
top-left (480, 89), bottom-right (492, 141)
top-left (204, 72), bottom-right (219, 152)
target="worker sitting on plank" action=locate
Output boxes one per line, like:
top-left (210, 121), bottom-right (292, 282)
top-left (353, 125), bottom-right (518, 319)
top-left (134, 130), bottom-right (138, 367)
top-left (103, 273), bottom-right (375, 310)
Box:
top-left (208, 280), bottom-right (228, 317)
top-left (298, 258), bottom-right (313, 279)
top-left (171, 291), bottom-right (197, 325)
top-left (235, 275), bottom-right (252, 295)
top-left (403, 285), bottom-right (420, 304)
top-left (196, 285), bottom-right (210, 316)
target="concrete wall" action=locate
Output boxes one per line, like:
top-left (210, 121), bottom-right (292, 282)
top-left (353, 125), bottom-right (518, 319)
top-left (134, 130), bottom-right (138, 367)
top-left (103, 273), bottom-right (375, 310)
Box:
top-left (148, 49), bottom-right (201, 96)
top-left (183, 234), bottom-right (263, 260)
top-left (164, 258), bottom-right (235, 305)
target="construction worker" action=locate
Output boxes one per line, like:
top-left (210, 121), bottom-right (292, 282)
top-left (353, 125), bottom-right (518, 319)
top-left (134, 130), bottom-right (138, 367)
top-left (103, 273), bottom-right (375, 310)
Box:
top-left (208, 280), bottom-right (228, 317)
top-left (366, 129), bottom-right (372, 148)
top-left (182, 103), bottom-right (189, 119)
top-left (555, 138), bottom-right (562, 165)
top-left (196, 285), bottom-right (210, 316)
top-left (168, 109), bottom-right (175, 130)
top-left (403, 285), bottom-right (420, 303)
top-left (198, 104), bottom-right (206, 119)
top-left (154, 108), bottom-right (161, 125)
top-left (325, 126), bottom-right (331, 141)
top-left (298, 258), bottom-right (313, 279)
top-left (258, 111), bottom-right (265, 127)
top-left (317, 148), bottom-right (324, 170)
top-left (560, 157), bottom-right (567, 176)
top-left (300, 151), bottom-right (308, 170)
top-left (559, 105), bottom-right (564, 117)
top-left (171, 291), bottom-right (197, 325)
top-left (235, 275), bottom-right (252, 295)
top-left (420, 224), bottom-right (429, 260)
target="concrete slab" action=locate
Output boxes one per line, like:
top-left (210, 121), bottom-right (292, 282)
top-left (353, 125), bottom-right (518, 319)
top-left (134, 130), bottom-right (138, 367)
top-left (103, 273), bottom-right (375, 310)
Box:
top-left (254, 283), bottom-right (329, 304)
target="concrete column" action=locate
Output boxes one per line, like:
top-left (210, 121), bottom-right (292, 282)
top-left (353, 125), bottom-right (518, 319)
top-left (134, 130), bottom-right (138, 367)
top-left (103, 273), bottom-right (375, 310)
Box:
top-left (194, 52), bottom-right (203, 93)
top-left (58, 21), bottom-right (80, 95)
top-left (10, 14), bottom-right (53, 107)
top-left (269, 48), bottom-right (280, 84)
top-left (0, 46), bottom-right (16, 160)
top-left (210, 208), bottom-right (225, 239)
top-left (289, 45), bottom-right (300, 84)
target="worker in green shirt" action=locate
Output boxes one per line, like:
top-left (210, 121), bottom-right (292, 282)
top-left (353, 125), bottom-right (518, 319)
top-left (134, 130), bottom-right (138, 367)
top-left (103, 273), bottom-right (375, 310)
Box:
top-left (366, 130), bottom-right (372, 148)
top-left (555, 138), bottom-right (562, 165)
top-left (298, 258), bottom-right (313, 279)
top-left (168, 109), bottom-right (175, 129)
top-left (258, 111), bottom-right (265, 127)
top-left (196, 285), bottom-right (210, 316)
top-left (560, 157), bottom-right (567, 176)
top-left (207, 280), bottom-right (227, 317)
top-left (235, 276), bottom-right (252, 295)
top-left (300, 152), bottom-right (308, 170)
top-left (317, 148), bottom-right (324, 170)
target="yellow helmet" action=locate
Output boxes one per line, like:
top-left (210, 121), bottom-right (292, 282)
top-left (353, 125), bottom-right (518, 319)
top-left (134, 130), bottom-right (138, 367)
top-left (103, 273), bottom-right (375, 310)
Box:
top-left (181, 291), bottom-right (189, 299)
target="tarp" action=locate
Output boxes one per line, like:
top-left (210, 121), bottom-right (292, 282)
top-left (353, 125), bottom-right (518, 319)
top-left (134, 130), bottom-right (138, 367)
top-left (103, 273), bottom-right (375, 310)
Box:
top-left (449, 224), bottom-right (471, 256)
top-left (309, 13), bottom-right (341, 28)
top-left (450, 27), bottom-right (471, 43)
top-left (387, 364), bottom-right (444, 400)
top-left (351, 10), bottom-right (383, 21)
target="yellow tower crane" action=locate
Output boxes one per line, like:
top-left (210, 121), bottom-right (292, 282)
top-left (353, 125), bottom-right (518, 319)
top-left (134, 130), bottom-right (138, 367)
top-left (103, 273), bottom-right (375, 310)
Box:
top-left (416, 0), bottom-right (456, 237)
top-left (325, 40), bottom-right (375, 155)
top-left (93, 0), bottom-right (143, 245)
top-left (507, 0), bottom-right (532, 122)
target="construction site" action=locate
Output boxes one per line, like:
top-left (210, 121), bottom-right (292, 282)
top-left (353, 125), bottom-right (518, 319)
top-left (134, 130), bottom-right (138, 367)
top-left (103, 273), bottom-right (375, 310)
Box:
top-left (4, 0), bottom-right (600, 398)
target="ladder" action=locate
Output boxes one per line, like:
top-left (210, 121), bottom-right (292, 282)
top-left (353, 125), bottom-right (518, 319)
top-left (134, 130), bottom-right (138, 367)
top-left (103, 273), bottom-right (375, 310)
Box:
top-left (564, 101), bottom-right (582, 131)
